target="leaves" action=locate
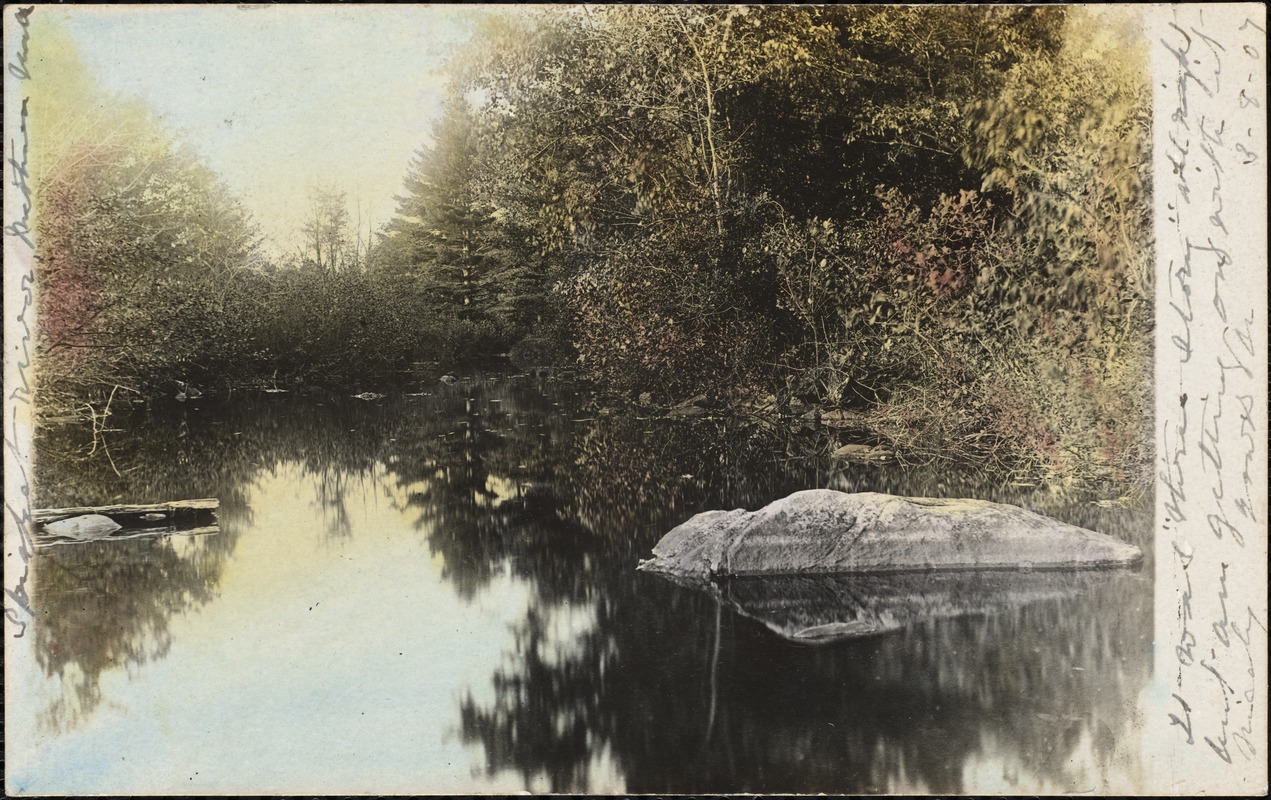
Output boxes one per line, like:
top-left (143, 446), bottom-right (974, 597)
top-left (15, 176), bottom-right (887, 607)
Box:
top-left (32, 6), bottom-right (1151, 485)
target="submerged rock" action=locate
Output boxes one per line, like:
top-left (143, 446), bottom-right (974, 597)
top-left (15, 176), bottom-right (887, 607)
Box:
top-left (831, 443), bottom-right (893, 462)
top-left (638, 489), bottom-right (1141, 580)
top-left (818, 408), bottom-right (870, 429)
top-left (41, 514), bottom-right (123, 542)
top-left (665, 394), bottom-right (711, 418)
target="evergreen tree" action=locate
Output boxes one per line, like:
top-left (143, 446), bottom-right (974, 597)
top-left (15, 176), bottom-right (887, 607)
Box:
top-left (380, 97), bottom-right (505, 321)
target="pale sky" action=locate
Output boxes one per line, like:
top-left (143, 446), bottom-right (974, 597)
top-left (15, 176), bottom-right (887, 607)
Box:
top-left (43, 4), bottom-right (511, 255)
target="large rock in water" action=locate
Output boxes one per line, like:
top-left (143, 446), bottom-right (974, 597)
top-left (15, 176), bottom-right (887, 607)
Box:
top-left (638, 490), bottom-right (1141, 580)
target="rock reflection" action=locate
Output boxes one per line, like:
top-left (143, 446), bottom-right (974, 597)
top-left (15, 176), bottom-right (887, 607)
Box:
top-left (709, 568), bottom-right (1138, 642)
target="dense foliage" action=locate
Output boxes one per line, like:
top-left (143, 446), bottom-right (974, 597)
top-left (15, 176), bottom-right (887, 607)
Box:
top-left (371, 6), bottom-right (1151, 486)
top-left (32, 6), bottom-right (1151, 488)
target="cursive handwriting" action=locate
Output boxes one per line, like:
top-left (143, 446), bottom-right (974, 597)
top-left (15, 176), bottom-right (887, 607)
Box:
top-left (4, 6), bottom-right (36, 638)
top-left (4, 97), bottom-right (32, 249)
top-left (1172, 542), bottom-right (1196, 670)
top-left (1155, 6), bottom-right (1267, 781)
top-left (1230, 606), bottom-right (1267, 761)
top-left (4, 6), bottom-right (33, 248)
top-left (6, 6), bottom-right (32, 79)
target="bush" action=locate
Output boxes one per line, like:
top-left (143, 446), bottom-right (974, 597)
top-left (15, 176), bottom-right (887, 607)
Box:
top-left (562, 230), bottom-right (778, 403)
top-left (244, 267), bottom-right (472, 387)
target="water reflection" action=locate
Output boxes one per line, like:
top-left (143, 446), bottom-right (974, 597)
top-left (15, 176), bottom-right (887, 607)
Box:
top-left (31, 533), bottom-right (231, 733)
top-left (462, 570), bottom-right (1151, 793)
top-left (710, 569), bottom-right (1140, 642)
top-left (23, 371), bottom-right (1153, 794)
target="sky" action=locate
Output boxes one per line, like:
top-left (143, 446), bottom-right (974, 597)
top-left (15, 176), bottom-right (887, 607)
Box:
top-left (32, 4), bottom-right (1142, 261)
top-left (43, 4), bottom-right (509, 255)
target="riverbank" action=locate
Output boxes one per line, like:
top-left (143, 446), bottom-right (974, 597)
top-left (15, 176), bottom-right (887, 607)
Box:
top-left (35, 350), bottom-right (1151, 503)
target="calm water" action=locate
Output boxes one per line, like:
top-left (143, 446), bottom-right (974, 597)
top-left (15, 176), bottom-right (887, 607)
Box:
top-left (8, 372), bottom-right (1154, 794)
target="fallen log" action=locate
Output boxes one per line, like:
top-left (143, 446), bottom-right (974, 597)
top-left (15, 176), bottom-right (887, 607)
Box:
top-left (35, 524), bottom-right (220, 549)
top-left (33, 498), bottom-right (218, 525)
top-left (32, 498), bottom-right (220, 548)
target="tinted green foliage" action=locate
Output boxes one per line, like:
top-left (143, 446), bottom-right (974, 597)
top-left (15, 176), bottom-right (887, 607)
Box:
top-left (382, 5), bottom-right (1150, 486)
top-left (34, 7), bottom-right (1151, 488)
top-left (35, 119), bottom-right (265, 404)
top-left (30, 22), bottom-right (498, 410)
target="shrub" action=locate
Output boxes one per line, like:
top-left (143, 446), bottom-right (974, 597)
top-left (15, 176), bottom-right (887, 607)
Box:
top-left (562, 231), bottom-right (777, 403)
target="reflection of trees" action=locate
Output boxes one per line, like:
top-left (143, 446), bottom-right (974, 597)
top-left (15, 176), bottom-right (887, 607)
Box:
top-left (311, 466), bottom-right (356, 540)
top-left (372, 375), bottom-right (593, 602)
top-left (459, 603), bottom-right (610, 792)
top-left (28, 391), bottom-right (407, 733)
top-left (33, 409), bottom-right (257, 733)
top-left (461, 560), bottom-right (1151, 793)
top-left (31, 532), bottom-right (234, 732)
top-left (567, 413), bottom-right (832, 536)
top-left (30, 372), bottom-right (1153, 792)
top-left (451, 409), bottom-right (848, 792)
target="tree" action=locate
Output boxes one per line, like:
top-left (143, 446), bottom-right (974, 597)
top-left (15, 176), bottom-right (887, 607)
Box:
top-left (30, 16), bottom-right (263, 404)
top-left (964, 7), bottom-right (1151, 334)
top-left (299, 184), bottom-right (356, 274)
top-left (379, 95), bottom-right (522, 328)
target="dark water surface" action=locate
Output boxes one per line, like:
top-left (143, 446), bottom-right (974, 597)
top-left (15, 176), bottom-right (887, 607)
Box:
top-left (9, 372), bottom-right (1154, 794)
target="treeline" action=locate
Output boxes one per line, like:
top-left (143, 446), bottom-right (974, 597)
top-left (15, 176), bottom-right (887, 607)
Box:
top-left (32, 7), bottom-right (1151, 487)
top-left (371, 6), bottom-right (1152, 486)
top-left (30, 22), bottom-right (493, 410)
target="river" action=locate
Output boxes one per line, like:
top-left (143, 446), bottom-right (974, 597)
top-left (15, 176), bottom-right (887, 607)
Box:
top-left (7, 370), bottom-right (1154, 794)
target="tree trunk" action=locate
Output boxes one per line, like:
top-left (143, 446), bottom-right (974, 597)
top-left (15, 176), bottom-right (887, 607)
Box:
top-left (678, 13), bottom-right (726, 239)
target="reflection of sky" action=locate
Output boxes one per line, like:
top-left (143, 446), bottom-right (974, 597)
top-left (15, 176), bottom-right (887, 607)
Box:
top-left (960, 728), bottom-right (1138, 795)
top-left (7, 461), bottom-right (616, 795)
top-left (43, 5), bottom-right (505, 253)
